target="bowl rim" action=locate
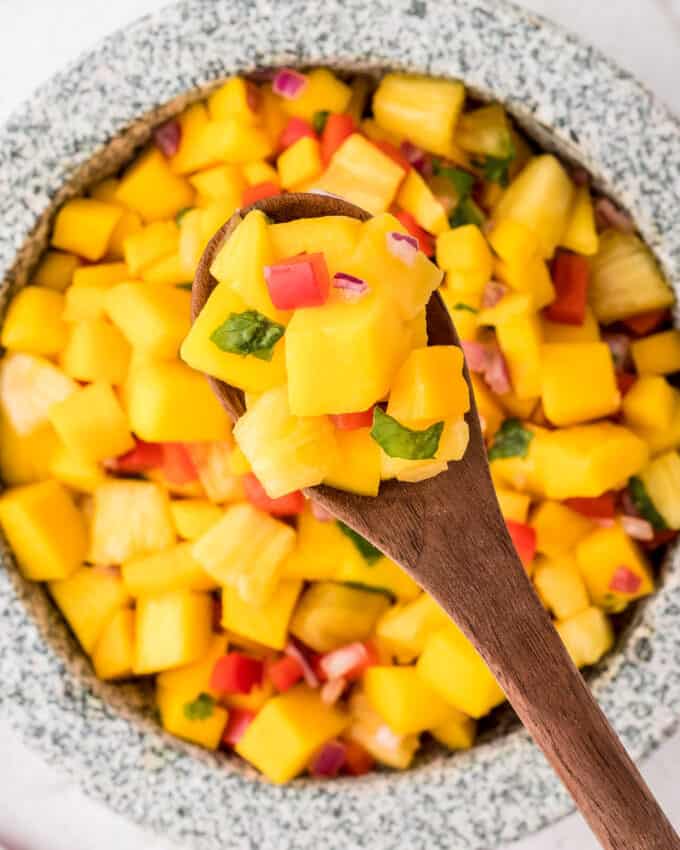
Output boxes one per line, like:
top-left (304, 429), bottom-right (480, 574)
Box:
top-left (1, 1), bottom-right (680, 849)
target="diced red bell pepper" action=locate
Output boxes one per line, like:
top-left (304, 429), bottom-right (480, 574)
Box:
top-left (506, 519), bottom-right (537, 568)
top-left (242, 181), bottom-right (281, 207)
top-left (330, 408), bottom-right (375, 431)
top-left (564, 492), bottom-right (617, 519)
top-left (317, 641), bottom-right (379, 682)
top-left (108, 438), bottom-right (164, 473)
top-left (321, 113), bottom-right (356, 165)
top-left (161, 443), bottom-right (198, 484)
top-left (279, 116), bottom-right (317, 150)
top-left (544, 251), bottom-right (590, 325)
top-left (622, 308), bottom-right (671, 336)
top-left (372, 140), bottom-right (411, 173)
top-left (609, 565), bottom-right (642, 594)
top-left (394, 209), bottom-right (435, 257)
top-left (343, 740), bottom-right (375, 776)
top-left (153, 120), bottom-right (182, 158)
top-left (264, 252), bottom-right (330, 309)
top-left (268, 654), bottom-right (305, 692)
top-left (616, 371), bottom-right (637, 396)
top-left (242, 473), bottom-right (305, 516)
top-left (222, 708), bottom-right (256, 747)
top-left (210, 653), bottom-right (264, 695)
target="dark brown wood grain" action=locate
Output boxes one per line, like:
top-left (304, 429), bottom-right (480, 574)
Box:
top-left (193, 193), bottom-right (680, 850)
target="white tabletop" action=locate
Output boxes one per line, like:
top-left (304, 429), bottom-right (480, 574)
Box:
top-left (0, 2), bottom-right (679, 849)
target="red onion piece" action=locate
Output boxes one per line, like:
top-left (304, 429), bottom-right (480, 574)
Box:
top-left (153, 120), bottom-right (182, 157)
top-left (320, 677), bottom-right (347, 705)
top-left (272, 68), bottom-right (308, 100)
top-left (284, 641), bottom-right (319, 688)
top-left (461, 340), bottom-right (488, 372)
top-left (309, 740), bottom-right (347, 777)
top-left (595, 198), bottom-right (635, 233)
top-left (571, 167), bottom-right (590, 186)
top-left (400, 140), bottom-right (431, 177)
top-left (609, 565), bottom-right (643, 593)
top-left (485, 350), bottom-right (512, 395)
top-left (603, 332), bottom-right (632, 370)
top-left (310, 500), bottom-right (334, 522)
top-left (319, 642), bottom-right (370, 680)
top-left (481, 280), bottom-right (508, 309)
top-left (333, 272), bottom-right (369, 301)
top-left (461, 341), bottom-right (511, 395)
top-left (620, 515), bottom-right (655, 541)
top-left (386, 231), bottom-right (418, 266)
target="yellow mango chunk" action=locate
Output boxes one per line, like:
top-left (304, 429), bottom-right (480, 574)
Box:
top-left (1, 287), bottom-right (67, 356)
top-left (208, 76), bottom-right (259, 123)
top-left (529, 500), bottom-right (593, 558)
top-left (555, 607), bottom-right (613, 668)
top-left (0, 480), bottom-right (87, 581)
top-left (373, 74), bottom-right (465, 157)
top-left (31, 250), bottom-right (81, 291)
top-left (236, 684), bottom-right (347, 783)
top-left (576, 524), bottom-right (654, 613)
top-left (49, 566), bottom-right (129, 653)
top-left (222, 580), bottom-right (303, 650)
top-left (126, 359), bottom-right (231, 442)
top-left (48, 382), bottom-right (134, 463)
top-left (417, 624), bottom-right (505, 718)
top-left (0, 416), bottom-right (59, 486)
top-left (347, 689), bottom-right (419, 769)
top-left (116, 148), bottom-right (194, 221)
top-left (431, 709), bottom-right (476, 751)
top-left (243, 159), bottom-right (279, 187)
top-left (167, 102), bottom-right (211, 173)
top-left (542, 306), bottom-right (601, 344)
top-left (269, 216), bottom-right (361, 280)
top-left (52, 199), bottom-right (123, 261)
top-left (396, 169), bottom-right (448, 235)
top-left (365, 666), bottom-right (453, 735)
top-left (157, 683), bottom-right (228, 750)
top-left (60, 319), bottom-right (131, 385)
top-left (189, 163), bottom-right (246, 206)
top-left (375, 594), bottom-right (449, 662)
top-left (180, 283), bottom-right (287, 393)
top-left (170, 499), bottom-right (223, 540)
top-left (622, 375), bottom-right (676, 432)
top-left (134, 590), bottom-right (213, 674)
top-left (533, 555), bottom-right (591, 620)
top-left (312, 134), bottom-right (406, 215)
top-left (92, 608), bottom-right (135, 680)
top-left (123, 220), bottom-right (179, 275)
top-left (281, 68), bottom-right (352, 120)
top-left (107, 209), bottom-right (144, 261)
top-left (495, 488), bottom-right (531, 523)
top-left (193, 502), bottom-right (296, 604)
top-left (561, 184), bottom-right (599, 256)
top-left (63, 263), bottom-right (131, 322)
top-left (224, 680), bottom-right (274, 713)
top-left (106, 282), bottom-right (190, 359)
top-left (122, 541), bottom-right (218, 597)
top-left (631, 330), bottom-right (680, 376)
top-left (324, 428), bottom-right (381, 497)
top-left (234, 386), bottom-right (337, 498)
top-left (497, 312), bottom-right (543, 400)
top-left (48, 443), bottom-right (107, 493)
top-left (290, 582), bottom-right (390, 653)
top-left (277, 136), bottom-right (323, 189)
top-left (541, 342), bottom-right (620, 426)
top-left (470, 374), bottom-right (505, 440)
top-left (174, 118), bottom-right (274, 173)
top-left (631, 392), bottom-right (680, 457)
top-left (488, 218), bottom-right (539, 269)
top-left (282, 508), bottom-right (348, 581)
top-left (141, 253), bottom-right (191, 286)
top-left (388, 346), bottom-right (469, 424)
top-left (89, 480), bottom-right (175, 565)
top-left (157, 634), bottom-right (228, 697)
top-left (436, 224), bottom-right (493, 288)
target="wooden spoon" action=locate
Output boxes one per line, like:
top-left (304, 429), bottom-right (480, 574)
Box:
top-left (193, 193), bottom-right (680, 850)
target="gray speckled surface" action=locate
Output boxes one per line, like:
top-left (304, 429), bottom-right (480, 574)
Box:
top-left (0, 1), bottom-right (680, 849)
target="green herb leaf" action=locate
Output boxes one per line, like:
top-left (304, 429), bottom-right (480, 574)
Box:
top-left (449, 197), bottom-right (485, 229)
top-left (628, 476), bottom-right (668, 531)
top-left (175, 207), bottom-right (193, 225)
top-left (453, 302), bottom-right (478, 313)
top-left (312, 110), bottom-right (330, 134)
top-left (211, 310), bottom-right (285, 361)
top-left (487, 418), bottom-right (534, 462)
top-left (176, 282), bottom-right (193, 290)
top-left (183, 693), bottom-right (215, 721)
top-left (370, 407), bottom-right (443, 460)
top-left (434, 164), bottom-right (475, 199)
top-left (475, 141), bottom-right (516, 188)
top-left (337, 522), bottom-right (383, 565)
top-left (341, 581), bottom-right (395, 601)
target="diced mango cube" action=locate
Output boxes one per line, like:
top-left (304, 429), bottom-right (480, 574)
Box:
top-left (208, 76), bottom-right (259, 123)
top-left (387, 346), bottom-right (469, 424)
top-left (51, 199), bottom-right (123, 261)
top-left (631, 330), bottom-right (680, 375)
top-left (31, 250), bottom-right (81, 291)
top-left (133, 590), bottom-right (213, 674)
top-left (107, 209), bottom-right (144, 260)
top-left (63, 264), bottom-right (130, 321)
top-left (269, 216), bottom-right (361, 281)
top-left (555, 607), bottom-right (614, 668)
top-left (106, 282), bottom-right (190, 359)
top-left (530, 500), bottom-right (593, 558)
top-left (417, 624), bottom-right (505, 718)
top-left (122, 541), bottom-right (218, 597)
top-left (1, 287), bottom-right (68, 356)
top-left (235, 684), bottom-right (348, 783)
top-left (167, 102), bottom-right (211, 174)
top-left (49, 566), bottom-right (129, 653)
top-left (60, 319), bottom-right (131, 385)
top-left (430, 709), bottom-right (477, 750)
top-left (375, 594), bottom-right (449, 662)
top-left (277, 136), bottom-right (323, 189)
top-left (488, 219), bottom-right (539, 269)
top-left (115, 148), bottom-right (195, 221)
top-left (281, 68), bottom-right (352, 120)
top-left (346, 689), bottom-right (419, 769)
top-left (436, 224), bottom-right (493, 290)
top-left (243, 159), bottom-right (280, 187)
top-left (170, 499), bottom-right (223, 540)
top-left (622, 375), bottom-right (676, 432)
top-left (0, 416), bottom-right (59, 486)
top-left (496, 312), bottom-right (543, 400)
top-left (541, 342), bottom-right (620, 426)
top-left (324, 427), bottom-right (382, 496)
top-left (123, 221), bottom-right (179, 275)
top-left (92, 608), bottom-right (135, 680)
top-left (533, 555), bottom-right (591, 620)
top-left (222, 580), bottom-right (302, 650)
top-left (561, 185), bottom-right (599, 256)
top-left (48, 382), bottom-right (134, 463)
top-left (364, 666), bottom-right (453, 735)
top-left (189, 163), bottom-right (246, 206)
top-left (470, 373), bottom-right (505, 440)
top-left (542, 306), bottom-right (601, 344)
top-left (396, 169), bottom-right (448, 236)
top-left (141, 253), bottom-right (191, 286)
top-left (157, 634), bottom-right (229, 697)
top-left (0, 481), bottom-right (87, 581)
top-left (495, 488), bottom-right (531, 524)
top-left (157, 683), bottom-right (228, 750)
top-left (282, 508), bottom-right (348, 581)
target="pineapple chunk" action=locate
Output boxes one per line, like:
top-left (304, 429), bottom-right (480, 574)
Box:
top-left (170, 499), bottom-right (223, 540)
top-left (192, 503), bottom-right (296, 604)
top-left (541, 342), bottom-right (620, 426)
top-left (105, 282), bottom-right (191, 359)
top-left (396, 169), bottom-right (448, 236)
top-left (530, 500), bottom-right (593, 558)
top-left (235, 684), bottom-right (348, 783)
top-left (561, 185), bottom-right (599, 256)
top-left (555, 607), bottom-right (614, 668)
top-left (234, 387), bottom-right (337, 498)
top-left (88, 480), bottom-right (175, 565)
top-left (376, 594), bottom-right (449, 662)
top-left (122, 542), bottom-right (218, 597)
top-left (0, 352), bottom-right (76, 435)
top-left (379, 418), bottom-right (469, 483)
top-left (533, 555), bottom-right (591, 620)
top-left (60, 319), bottom-right (131, 385)
top-left (0, 481), bottom-right (87, 581)
top-left (280, 69), bottom-right (352, 121)
top-left (92, 608), bottom-right (135, 680)
top-left (324, 428), bottom-right (382, 497)
top-left (364, 666), bottom-right (453, 735)
top-left (157, 682), bottom-right (228, 750)
top-left (48, 382), bottom-right (134, 464)
top-left (222, 580), bottom-right (303, 650)
top-left (387, 346), bottom-right (469, 424)
top-left (431, 710), bottom-right (476, 751)
top-left (31, 250), bottom-right (81, 291)
top-left (456, 103), bottom-right (512, 158)
top-left (0, 415), bottom-right (59, 486)
top-left (631, 330), bottom-right (680, 376)
top-left (622, 375), bottom-right (676, 432)
top-left (290, 582), bottom-right (390, 653)
top-left (51, 199), bottom-right (123, 261)
top-left (638, 451), bottom-right (680, 528)
top-left (269, 216), bottom-right (361, 279)
top-left (346, 689), bottom-right (419, 769)
top-left (49, 566), bottom-right (129, 653)
top-left (185, 441), bottom-right (244, 503)
top-left (133, 590), bottom-right (213, 674)
top-left (1, 287), bottom-right (68, 356)
top-left (590, 230), bottom-right (674, 323)
top-left (115, 148), bottom-right (195, 222)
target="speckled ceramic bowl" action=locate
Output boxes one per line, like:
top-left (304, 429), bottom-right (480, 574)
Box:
top-left (1, 1), bottom-right (679, 848)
